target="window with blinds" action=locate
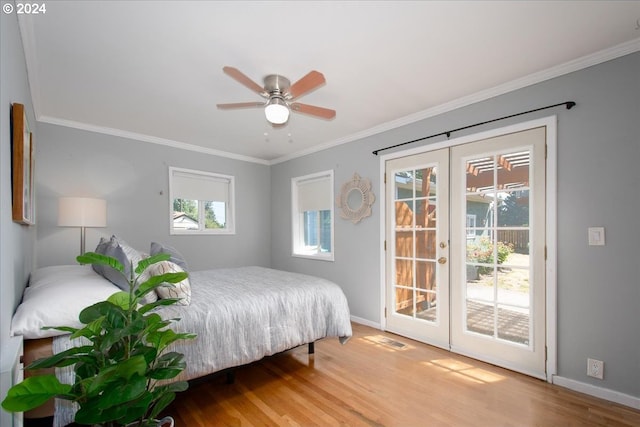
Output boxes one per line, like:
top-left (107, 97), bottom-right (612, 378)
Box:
top-left (291, 170), bottom-right (334, 260)
top-left (169, 167), bottom-right (235, 235)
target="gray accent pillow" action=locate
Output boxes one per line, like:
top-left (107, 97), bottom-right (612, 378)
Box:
top-left (150, 242), bottom-right (188, 271)
top-left (92, 237), bottom-right (129, 290)
top-left (92, 236), bottom-right (158, 304)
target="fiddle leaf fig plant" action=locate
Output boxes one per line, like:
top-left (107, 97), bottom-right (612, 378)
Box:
top-left (1, 252), bottom-right (196, 427)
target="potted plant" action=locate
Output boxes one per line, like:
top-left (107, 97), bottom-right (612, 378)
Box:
top-left (1, 252), bottom-right (196, 427)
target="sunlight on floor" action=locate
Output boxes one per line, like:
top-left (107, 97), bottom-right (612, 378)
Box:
top-left (423, 358), bottom-right (506, 384)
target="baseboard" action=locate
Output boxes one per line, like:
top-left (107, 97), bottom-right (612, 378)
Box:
top-left (350, 315), bottom-right (380, 329)
top-left (553, 376), bottom-right (640, 410)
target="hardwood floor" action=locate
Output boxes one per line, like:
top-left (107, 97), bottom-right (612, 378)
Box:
top-left (164, 323), bottom-right (640, 426)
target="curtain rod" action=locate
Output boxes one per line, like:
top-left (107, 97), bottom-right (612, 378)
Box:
top-left (372, 101), bottom-right (576, 156)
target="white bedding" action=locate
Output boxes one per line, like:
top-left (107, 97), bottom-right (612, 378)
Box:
top-left (147, 266), bottom-right (352, 381)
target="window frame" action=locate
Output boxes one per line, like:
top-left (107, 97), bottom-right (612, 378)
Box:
top-left (291, 170), bottom-right (335, 261)
top-left (466, 214), bottom-right (477, 238)
top-left (169, 166), bottom-right (235, 235)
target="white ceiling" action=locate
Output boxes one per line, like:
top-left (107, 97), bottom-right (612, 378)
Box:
top-left (18, 1), bottom-right (640, 164)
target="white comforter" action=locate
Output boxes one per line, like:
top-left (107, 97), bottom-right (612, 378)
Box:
top-left (161, 266), bottom-right (353, 381)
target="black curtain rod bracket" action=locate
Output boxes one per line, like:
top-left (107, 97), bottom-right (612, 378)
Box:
top-left (372, 101), bottom-right (576, 155)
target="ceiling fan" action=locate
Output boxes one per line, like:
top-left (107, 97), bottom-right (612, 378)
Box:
top-left (216, 66), bottom-right (336, 125)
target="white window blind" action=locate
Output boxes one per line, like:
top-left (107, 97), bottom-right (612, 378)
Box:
top-left (171, 169), bottom-right (230, 202)
top-left (297, 176), bottom-right (332, 212)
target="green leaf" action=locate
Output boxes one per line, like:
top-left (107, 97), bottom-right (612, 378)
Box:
top-left (1, 375), bottom-right (71, 412)
top-left (77, 252), bottom-right (124, 274)
top-left (135, 252), bottom-right (170, 275)
top-left (27, 345), bottom-right (93, 369)
top-left (69, 316), bottom-right (104, 340)
top-left (96, 376), bottom-right (147, 409)
top-left (116, 392), bottom-right (154, 425)
top-left (147, 329), bottom-right (196, 353)
top-left (157, 271), bottom-right (188, 284)
top-left (41, 325), bottom-right (79, 335)
top-left (136, 272), bottom-right (187, 297)
top-left (107, 291), bottom-right (132, 310)
top-left (138, 298), bottom-right (180, 314)
top-left (132, 345), bottom-right (158, 365)
top-left (75, 396), bottom-right (139, 425)
top-left (86, 355), bottom-right (147, 397)
top-left (149, 351), bottom-right (186, 379)
top-left (148, 391), bottom-right (176, 420)
top-left (79, 300), bottom-right (122, 324)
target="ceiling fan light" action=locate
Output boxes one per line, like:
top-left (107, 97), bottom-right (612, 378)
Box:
top-left (265, 98), bottom-right (290, 124)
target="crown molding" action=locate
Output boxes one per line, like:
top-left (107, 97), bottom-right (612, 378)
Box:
top-left (38, 116), bottom-right (271, 165)
top-left (271, 37), bottom-right (640, 165)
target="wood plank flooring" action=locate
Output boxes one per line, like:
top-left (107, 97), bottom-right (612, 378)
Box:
top-left (164, 323), bottom-right (640, 426)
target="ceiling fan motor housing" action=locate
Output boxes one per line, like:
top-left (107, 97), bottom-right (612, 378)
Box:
top-left (264, 75), bottom-right (291, 98)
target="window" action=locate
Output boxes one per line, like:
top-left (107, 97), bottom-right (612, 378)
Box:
top-left (466, 214), bottom-right (477, 238)
top-left (291, 170), bottom-right (334, 260)
top-left (169, 167), bottom-right (235, 235)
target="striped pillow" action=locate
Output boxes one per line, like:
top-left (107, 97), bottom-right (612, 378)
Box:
top-left (151, 260), bottom-right (191, 306)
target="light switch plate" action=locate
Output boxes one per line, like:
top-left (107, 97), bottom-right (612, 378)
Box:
top-left (588, 227), bottom-right (605, 246)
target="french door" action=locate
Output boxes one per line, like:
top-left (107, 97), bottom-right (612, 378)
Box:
top-left (385, 125), bottom-right (547, 378)
top-left (385, 148), bottom-right (450, 348)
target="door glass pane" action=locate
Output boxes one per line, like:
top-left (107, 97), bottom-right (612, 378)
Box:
top-left (497, 191), bottom-right (529, 227)
top-left (395, 259), bottom-right (413, 287)
top-left (415, 167), bottom-right (435, 198)
top-left (395, 201), bottom-right (414, 227)
top-left (497, 305), bottom-right (530, 345)
top-left (416, 290), bottom-right (436, 322)
top-left (466, 301), bottom-right (495, 338)
top-left (396, 230), bottom-right (413, 258)
top-left (395, 171), bottom-right (414, 200)
top-left (463, 148), bottom-right (533, 347)
top-left (496, 151), bottom-right (530, 190)
top-left (415, 260), bottom-right (436, 291)
top-left (415, 230), bottom-right (436, 259)
top-left (466, 155), bottom-right (494, 192)
top-left (395, 287), bottom-right (414, 316)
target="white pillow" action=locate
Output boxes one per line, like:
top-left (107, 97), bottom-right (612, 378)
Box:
top-left (11, 265), bottom-right (121, 339)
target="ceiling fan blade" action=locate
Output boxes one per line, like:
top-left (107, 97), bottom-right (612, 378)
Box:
top-left (290, 102), bottom-right (336, 120)
top-left (222, 66), bottom-right (267, 97)
top-left (287, 70), bottom-right (326, 99)
top-left (217, 101), bottom-right (264, 109)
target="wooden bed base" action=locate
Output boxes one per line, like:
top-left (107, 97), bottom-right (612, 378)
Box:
top-left (22, 338), bottom-right (55, 419)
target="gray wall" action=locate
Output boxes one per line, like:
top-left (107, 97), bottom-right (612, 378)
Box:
top-left (271, 52), bottom-right (640, 398)
top-left (35, 123), bottom-right (271, 271)
top-left (1, 11), bottom-right (37, 346)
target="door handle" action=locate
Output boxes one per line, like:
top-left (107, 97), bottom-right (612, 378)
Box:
top-left (438, 257), bottom-right (447, 264)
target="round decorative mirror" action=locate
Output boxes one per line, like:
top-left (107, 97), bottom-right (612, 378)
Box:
top-left (336, 173), bottom-right (375, 224)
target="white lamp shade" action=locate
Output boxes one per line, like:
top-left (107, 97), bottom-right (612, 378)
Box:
top-left (265, 98), bottom-right (290, 124)
top-left (58, 197), bottom-right (107, 227)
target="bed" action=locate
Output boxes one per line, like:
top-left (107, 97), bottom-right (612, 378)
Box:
top-left (10, 239), bottom-right (352, 425)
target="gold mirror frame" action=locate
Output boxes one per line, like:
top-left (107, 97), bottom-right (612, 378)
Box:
top-left (336, 173), bottom-right (375, 224)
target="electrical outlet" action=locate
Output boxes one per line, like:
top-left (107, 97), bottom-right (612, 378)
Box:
top-left (587, 358), bottom-right (604, 379)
